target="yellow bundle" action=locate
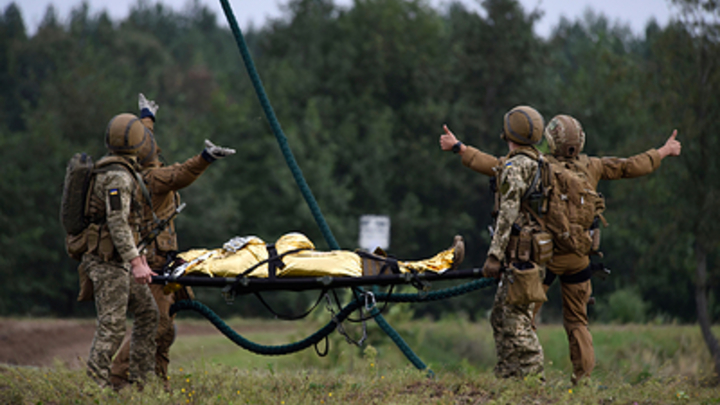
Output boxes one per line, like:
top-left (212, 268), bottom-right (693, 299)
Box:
top-left (176, 232), bottom-right (459, 278)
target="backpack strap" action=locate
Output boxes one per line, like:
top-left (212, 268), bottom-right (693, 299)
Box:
top-left (94, 156), bottom-right (158, 224)
top-left (522, 155), bottom-right (543, 202)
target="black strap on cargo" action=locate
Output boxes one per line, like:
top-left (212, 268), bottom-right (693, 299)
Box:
top-left (355, 250), bottom-right (401, 275)
top-left (559, 265), bottom-right (593, 284)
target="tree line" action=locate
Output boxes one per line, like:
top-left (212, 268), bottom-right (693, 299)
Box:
top-left (0, 0), bottom-right (717, 347)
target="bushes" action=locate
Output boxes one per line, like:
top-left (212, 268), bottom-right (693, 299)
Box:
top-left (596, 288), bottom-right (649, 324)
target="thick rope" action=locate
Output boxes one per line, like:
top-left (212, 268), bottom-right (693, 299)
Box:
top-left (218, 0), bottom-right (338, 250)
top-left (170, 277), bottom-right (496, 357)
top-left (217, 0), bottom-right (433, 371)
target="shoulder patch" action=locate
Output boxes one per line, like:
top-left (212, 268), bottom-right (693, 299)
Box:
top-left (505, 162), bottom-right (513, 167)
top-left (108, 188), bottom-right (122, 211)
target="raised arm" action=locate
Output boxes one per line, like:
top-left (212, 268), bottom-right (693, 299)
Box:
top-left (596, 130), bottom-right (681, 181)
top-left (439, 124), bottom-right (501, 176)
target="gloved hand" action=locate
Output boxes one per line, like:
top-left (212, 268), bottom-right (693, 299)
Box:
top-left (482, 255), bottom-right (502, 279)
top-left (202, 139), bottom-right (236, 162)
top-left (138, 93), bottom-right (159, 119)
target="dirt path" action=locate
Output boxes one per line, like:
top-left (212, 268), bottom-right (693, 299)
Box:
top-left (0, 318), bottom-right (232, 369)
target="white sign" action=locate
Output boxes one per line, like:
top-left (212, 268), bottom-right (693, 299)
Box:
top-left (359, 215), bottom-right (391, 252)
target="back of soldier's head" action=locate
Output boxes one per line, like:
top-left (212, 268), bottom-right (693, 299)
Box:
top-left (544, 115), bottom-right (585, 158)
top-left (501, 106), bottom-right (544, 146)
top-left (105, 113), bottom-right (157, 165)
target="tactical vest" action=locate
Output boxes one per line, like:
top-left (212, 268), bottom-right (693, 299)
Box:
top-left (491, 147), bottom-right (554, 264)
top-left (140, 182), bottom-right (181, 269)
top-left (84, 156), bottom-right (146, 263)
top-left (495, 151), bottom-right (606, 260)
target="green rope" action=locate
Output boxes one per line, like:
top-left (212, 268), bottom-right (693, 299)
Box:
top-left (217, 0), bottom-right (433, 371)
top-left (218, 0), bottom-right (338, 250)
top-left (170, 277), bottom-right (496, 357)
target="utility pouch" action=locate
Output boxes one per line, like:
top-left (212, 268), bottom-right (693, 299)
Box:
top-left (66, 230), bottom-right (88, 261)
top-left (532, 231), bottom-right (553, 264)
top-left (517, 227), bottom-right (532, 262)
top-left (76, 260), bottom-right (94, 302)
top-left (569, 224), bottom-right (593, 256)
top-left (506, 235), bottom-right (519, 261)
top-left (507, 262), bottom-right (547, 306)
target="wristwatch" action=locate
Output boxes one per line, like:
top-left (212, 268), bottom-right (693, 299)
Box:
top-left (452, 141), bottom-right (463, 154)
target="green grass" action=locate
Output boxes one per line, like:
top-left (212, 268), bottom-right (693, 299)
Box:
top-left (1, 317), bottom-right (719, 404)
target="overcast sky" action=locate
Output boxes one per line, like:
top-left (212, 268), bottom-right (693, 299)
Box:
top-left (8, 0), bottom-right (675, 38)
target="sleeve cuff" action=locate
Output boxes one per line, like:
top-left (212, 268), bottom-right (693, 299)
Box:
top-left (201, 149), bottom-right (216, 163)
top-left (487, 248), bottom-right (505, 263)
top-left (121, 248), bottom-right (141, 264)
top-left (140, 108), bottom-right (156, 122)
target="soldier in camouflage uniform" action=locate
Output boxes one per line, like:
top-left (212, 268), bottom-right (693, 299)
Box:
top-left (441, 114), bottom-right (681, 384)
top-left (110, 94), bottom-right (236, 390)
top-left (83, 113), bottom-right (159, 388)
top-left (440, 106), bottom-right (546, 379)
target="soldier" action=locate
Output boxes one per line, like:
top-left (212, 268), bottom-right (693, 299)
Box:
top-left (83, 113), bottom-right (159, 388)
top-left (440, 114), bottom-right (681, 384)
top-left (109, 94), bottom-right (236, 391)
top-left (441, 106), bottom-right (547, 379)
top-left (536, 115), bottom-right (680, 384)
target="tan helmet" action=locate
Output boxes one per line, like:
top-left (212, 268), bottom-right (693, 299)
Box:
top-left (544, 114), bottom-right (585, 158)
top-left (105, 113), bottom-right (157, 165)
top-left (501, 105), bottom-right (544, 145)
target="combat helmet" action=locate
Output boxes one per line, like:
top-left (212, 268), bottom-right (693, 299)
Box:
top-left (105, 113), bottom-right (157, 165)
top-left (544, 114), bottom-right (585, 158)
top-left (501, 105), bottom-right (544, 145)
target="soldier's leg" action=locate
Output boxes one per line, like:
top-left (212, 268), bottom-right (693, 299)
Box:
top-left (490, 283), bottom-right (508, 377)
top-left (126, 281), bottom-right (159, 385)
top-left (87, 262), bottom-right (131, 387)
top-left (109, 336), bottom-right (131, 390)
top-left (150, 284), bottom-right (175, 383)
top-left (560, 278), bottom-right (594, 384)
top-left (491, 274), bottom-right (544, 379)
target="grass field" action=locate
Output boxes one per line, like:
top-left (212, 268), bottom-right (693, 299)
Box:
top-left (1, 313), bottom-right (719, 404)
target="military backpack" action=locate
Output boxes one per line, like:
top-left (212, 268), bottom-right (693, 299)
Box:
top-left (60, 153), bottom-right (148, 261)
top-left (529, 155), bottom-right (606, 257)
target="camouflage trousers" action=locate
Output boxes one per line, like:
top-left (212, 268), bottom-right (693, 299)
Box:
top-left (490, 269), bottom-right (545, 379)
top-left (85, 255), bottom-right (158, 388)
top-left (110, 284), bottom-right (176, 390)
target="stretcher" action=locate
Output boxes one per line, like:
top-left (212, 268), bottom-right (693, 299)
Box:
top-left (151, 233), bottom-right (481, 295)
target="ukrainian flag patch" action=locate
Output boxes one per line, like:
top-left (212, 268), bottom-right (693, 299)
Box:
top-left (505, 162), bottom-right (513, 167)
top-left (108, 188), bottom-right (122, 211)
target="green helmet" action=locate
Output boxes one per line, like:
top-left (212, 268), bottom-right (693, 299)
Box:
top-left (544, 114), bottom-right (585, 158)
top-left (501, 105), bottom-right (544, 145)
top-left (105, 113), bottom-right (157, 165)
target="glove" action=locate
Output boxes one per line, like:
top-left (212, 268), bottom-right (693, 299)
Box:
top-left (482, 255), bottom-right (502, 279)
top-left (138, 93), bottom-right (159, 120)
top-left (202, 139), bottom-right (236, 162)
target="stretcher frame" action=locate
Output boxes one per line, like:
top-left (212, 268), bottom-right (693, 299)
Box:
top-left (152, 267), bottom-right (484, 295)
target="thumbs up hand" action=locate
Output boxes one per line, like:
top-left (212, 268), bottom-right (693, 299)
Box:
top-left (659, 129), bottom-right (681, 158)
top-left (440, 124), bottom-right (459, 151)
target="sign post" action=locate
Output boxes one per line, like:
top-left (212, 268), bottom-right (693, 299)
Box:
top-left (359, 215), bottom-right (390, 252)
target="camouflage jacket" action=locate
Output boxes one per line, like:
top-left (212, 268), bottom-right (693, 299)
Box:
top-left (488, 147), bottom-right (540, 262)
top-left (86, 156), bottom-right (144, 264)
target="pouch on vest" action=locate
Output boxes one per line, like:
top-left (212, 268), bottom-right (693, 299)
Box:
top-left (507, 262), bottom-right (547, 306)
top-left (506, 235), bottom-right (519, 261)
top-left (66, 230), bottom-right (88, 261)
top-left (517, 227), bottom-right (533, 262)
top-left (76, 260), bottom-right (94, 302)
top-left (531, 231), bottom-right (553, 264)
